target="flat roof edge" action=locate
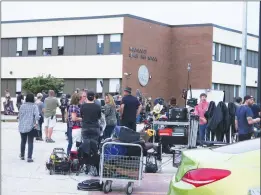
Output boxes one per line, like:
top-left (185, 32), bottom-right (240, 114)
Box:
top-left (1, 14), bottom-right (258, 38)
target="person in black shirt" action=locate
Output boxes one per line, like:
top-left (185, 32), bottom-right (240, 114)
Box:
top-left (120, 87), bottom-right (142, 131)
top-left (80, 91), bottom-right (101, 137)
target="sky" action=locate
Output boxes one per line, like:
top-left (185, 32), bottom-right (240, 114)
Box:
top-left (1, 1), bottom-right (260, 35)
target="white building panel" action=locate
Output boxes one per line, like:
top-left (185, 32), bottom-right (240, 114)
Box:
top-left (213, 27), bottom-right (258, 51)
top-left (212, 61), bottom-right (258, 87)
top-left (2, 55), bottom-right (123, 79)
top-left (2, 17), bottom-right (124, 38)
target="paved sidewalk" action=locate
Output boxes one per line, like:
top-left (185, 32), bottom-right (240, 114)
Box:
top-left (1, 122), bottom-right (176, 195)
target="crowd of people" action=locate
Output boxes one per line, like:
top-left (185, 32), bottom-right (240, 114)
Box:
top-left (6, 85), bottom-right (260, 163)
top-left (195, 93), bottom-right (260, 143)
top-left (16, 87), bottom-right (143, 162)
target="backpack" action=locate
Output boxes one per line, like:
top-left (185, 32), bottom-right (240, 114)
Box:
top-left (113, 126), bottom-right (140, 143)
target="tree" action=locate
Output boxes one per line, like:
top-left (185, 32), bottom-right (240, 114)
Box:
top-left (22, 74), bottom-right (64, 95)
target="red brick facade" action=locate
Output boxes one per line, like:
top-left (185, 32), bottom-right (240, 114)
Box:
top-left (122, 16), bottom-right (213, 105)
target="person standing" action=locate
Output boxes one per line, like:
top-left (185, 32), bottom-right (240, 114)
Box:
top-left (94, 94), bottom-right (101, 106)
top-left (80, 91), bottom-right (101, 175)
top-left (250, 98), bottom-right (261, 138)
top-left (18, 93), bottom-right (39, 162)
top-left (103, 94), bottom-right (117, 139)
top-left (80, 91), bottom-right (87, 105)
top-left (120, 87), bottom-right (142, 132)
top-left (81, 91), bottom-right (101, 135)
top-left (43, 90), bottom-right (59, 143)
top-left (67, 93), bottom-right (82, 155)
top-left (60, 94), bottom-right (69, 123)
top-left (16, 92), bottom-right (24, 111)
top-left (194, 93), bottom-right (209, 142)
top-left (35, 93), bottom-right (44, 141)
top-left (235, 95), bottom-right (260, 141)
top-left (41, 90), bottom-right (48, 103)
top-left (234, 97), bottom-right (243, 111)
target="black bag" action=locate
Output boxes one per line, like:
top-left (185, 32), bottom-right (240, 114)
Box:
top-left (77, 179), bottom-right (103, 191)
top-left (29, 127), bottom-right (38, 137)
top-left (145, 155), bottom-right (158, 173)
top-left (118, 127), bottom-right (140, 143)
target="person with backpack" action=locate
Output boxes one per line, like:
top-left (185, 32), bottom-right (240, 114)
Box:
top-left (60, 94), bottom-right (69, 123)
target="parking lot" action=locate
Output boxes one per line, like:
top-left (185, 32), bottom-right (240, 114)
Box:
top-left (1, 120), bottom-right (176, 195)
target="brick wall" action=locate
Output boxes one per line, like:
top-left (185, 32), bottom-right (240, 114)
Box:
top-left (122, 17), bottom-right (213, 105)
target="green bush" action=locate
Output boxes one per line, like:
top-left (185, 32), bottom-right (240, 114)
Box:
top-left (22, 75), bottom-right (64, 95)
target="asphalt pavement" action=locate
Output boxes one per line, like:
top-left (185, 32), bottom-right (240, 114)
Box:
top-left (1, 120), bottom-right (176, 195)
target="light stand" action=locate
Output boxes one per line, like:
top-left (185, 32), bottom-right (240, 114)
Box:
top-left (184, 63), bottom-right (191, 107)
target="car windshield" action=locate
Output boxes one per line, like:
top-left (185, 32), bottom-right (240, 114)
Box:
top-left (212, 138), bottom-right (260, 154)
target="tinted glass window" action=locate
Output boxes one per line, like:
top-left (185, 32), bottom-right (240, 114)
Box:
top-left (212, 138), bottom-right (260, 154)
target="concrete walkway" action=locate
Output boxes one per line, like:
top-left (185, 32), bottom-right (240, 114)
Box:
top-left (1, 122), bottom-right (176, 195)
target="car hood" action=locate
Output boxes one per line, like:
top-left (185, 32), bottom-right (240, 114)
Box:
top-left (175, 148), bottom-right (234, 182)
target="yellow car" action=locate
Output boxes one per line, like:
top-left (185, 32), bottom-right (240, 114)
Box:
top-left (168, 138), bottom-right (260, 195)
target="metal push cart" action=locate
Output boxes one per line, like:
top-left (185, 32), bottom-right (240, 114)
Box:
top-left (152, 114), bottom-right (199, 169)
top-left (99, 142), bottom-right (143, 195)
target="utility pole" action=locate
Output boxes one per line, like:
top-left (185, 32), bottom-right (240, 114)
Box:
top-left (241, 1), bottom-right (248, 98)
top-left (257, 1), bottom-right (261, 104)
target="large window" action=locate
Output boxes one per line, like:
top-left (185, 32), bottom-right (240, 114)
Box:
top-left (213, 83), bottom-right (257, 102)
top-left (58, 36), bottom-right (64, 55)
top-left (97, 35), bottom-right (104, 55)
top-left (16, 38), bottom-right (22, 56)
top-left (2, 34), bottom-right (122, 57)
top-left (212, 43), bottom-right (215, 60)
top-left (43, 37), bottom-right (52, 56)
top-left (213, 42), bottom-right (258, 68)
top-left (28, 37), bottom-right (37, 56)
top-left (110, 34), bottom-right (121, 54)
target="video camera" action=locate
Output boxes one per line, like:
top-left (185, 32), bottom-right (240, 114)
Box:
top-left (187, 98), bottom-right (198, 108)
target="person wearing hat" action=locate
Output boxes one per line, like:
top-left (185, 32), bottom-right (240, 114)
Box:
top-left (235, 95), bottom-right (260, 141)
top-left (120, 87), bottom-right (142, 131)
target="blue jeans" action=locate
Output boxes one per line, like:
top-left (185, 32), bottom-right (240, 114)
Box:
top-left (67, 127), bottom-right (72, 155)
top-left (136, 115), bottom-right (141, 124)
top-left (20, 132), bottom-right (34, 159)
top-left (199, 124), bottom-right (207, 142)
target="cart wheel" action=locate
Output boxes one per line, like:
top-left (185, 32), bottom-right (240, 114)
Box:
top-left (126, 182), bottom-right (133, 195)
top-left (103, 180), bottom-right (112, 194)
top-left (49, 169), bottom-right (54, 175)
top-left (76, 171), bottom-right (79, 176)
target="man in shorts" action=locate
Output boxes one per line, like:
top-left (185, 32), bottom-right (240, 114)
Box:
top-left (43, 90), bottom-right (60, 143)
